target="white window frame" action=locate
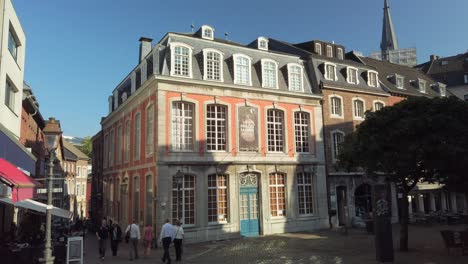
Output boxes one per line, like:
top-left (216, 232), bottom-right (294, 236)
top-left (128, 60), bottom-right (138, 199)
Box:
top-left (261, 59), bottom-right (278, 89)
top-left (124, 120), bottom-right (131, 163)
top-left (208, 174), bottom-right (229, 223)
top-left (418, 79), bottom-right (427, 93)
top-left (257, 37), bottom-right (269, 51)
top-left (395, 75), bottom-right (404, 89)
top-left (315, 43), bottom-right (322, 55)
top-left (266, 109), bottom-right (285, 153)
top-left (233, 54), bottom-right (252, 86)
top-left (326, 45), bottom-right (333, 57)
top-left (116, 125), bottom-right (122, 164)
top-left (109, 129), bottom-right (115, 167)
top-left (352, 98), bottom-right (366, 120)
top-left (438, 84), bottom-right (446, 97)
top-left (367, 70), bottom-right (379, 87)
top-left (337, 48), bottom-right (344, 60)
top-left (171, 101), bottom-right (195, 151)
top-left (134, 112), bottom-right (141, 161)
top-left (464, 74), bottom-right (468, 84)
top-left (206, 104), bottom-right (227, 152)
top-left (269, 173), bottom-right (286, 217)
top-left (331, 130), bottom-right (345, 163)
top-left (324, 62), bottom-right (337, 81)
top-left (170, 42), bottom-right (193, 78)
top-left (373, 100), bottom-right (385, 111)
top-left (329, 95), bottom-right (344, 118)
top-left (287, 63), bottom-right (304, 92)
top-left (145, 104), bottom-right (154, 157)
top-left (294, 111), bottom-right (310, 153)
top-left (172, 174), bottom-right (196, 226)
top-left (203, 48), bottom-right (224, 82)
top-left (346, 66), bottom-right (359, 84)
top-left (201, 25), bottom-right (214, 40)
top-left (297, 172), bottom-right (314, 215)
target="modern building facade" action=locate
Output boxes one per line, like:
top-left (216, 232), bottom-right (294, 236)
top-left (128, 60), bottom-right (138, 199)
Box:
top-left (97, 26), bottom-right (329, 242)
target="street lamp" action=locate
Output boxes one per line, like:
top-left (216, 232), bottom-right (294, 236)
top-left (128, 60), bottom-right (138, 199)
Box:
top-left (174, 170), bottom-right (184, 221)
top-left (41, 117), bottom-right (62, 264)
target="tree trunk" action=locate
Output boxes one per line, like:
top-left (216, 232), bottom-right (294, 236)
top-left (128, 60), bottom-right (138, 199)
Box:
top-left (399, 192), bottom-right (409, 251)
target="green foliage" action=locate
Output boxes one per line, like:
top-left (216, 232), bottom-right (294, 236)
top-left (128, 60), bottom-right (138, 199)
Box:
top-left (79, 136), bottom-right (92, 158)
top-left (338, 97), bottom-right (468, 192)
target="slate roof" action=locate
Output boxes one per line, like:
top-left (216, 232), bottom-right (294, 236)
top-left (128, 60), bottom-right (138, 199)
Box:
top-left (415, 52), bottom-right (468, 87)
top-left (268, 39), bottom-right (388, 96)
top-left (63, 140), bottom-right (89, 160)
top-left (153, 32), bottom-right (316, 95)
top-left (359, 56), bottom-right (443, 98)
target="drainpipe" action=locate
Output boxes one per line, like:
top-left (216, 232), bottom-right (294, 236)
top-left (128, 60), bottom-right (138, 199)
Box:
top-left (319, 82), bottom-right (333, 229)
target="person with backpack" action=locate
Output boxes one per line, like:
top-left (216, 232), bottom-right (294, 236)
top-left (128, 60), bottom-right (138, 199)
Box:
top-left (125, 219), bottom-right (141, 261)
top-left (109, 221), bottom-right (122, 256)
top-left (96, 219), bottom-right (109, 260)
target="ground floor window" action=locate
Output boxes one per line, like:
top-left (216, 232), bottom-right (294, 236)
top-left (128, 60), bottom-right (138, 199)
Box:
top-left (269, 173), bottom-right (286, 217)
top-left (172, 175), bottom-right (195, 225)
top-left (208, 174), bottom-right (228, 223)
top-left (297, 172), bottom-right (313, 215)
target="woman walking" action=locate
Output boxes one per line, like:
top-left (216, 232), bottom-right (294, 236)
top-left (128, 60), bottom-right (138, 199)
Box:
top-left (173, 220), bottom-right (184, 262)
top-left (143, 223), bottom-right (154, 258)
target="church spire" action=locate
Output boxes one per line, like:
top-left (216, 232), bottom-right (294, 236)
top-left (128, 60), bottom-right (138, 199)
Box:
top-left (380, 0), bottom-right (398, 53)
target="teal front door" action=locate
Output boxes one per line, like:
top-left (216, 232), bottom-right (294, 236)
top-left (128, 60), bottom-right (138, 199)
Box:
top-left (239, 173), bottom-right (259, 237)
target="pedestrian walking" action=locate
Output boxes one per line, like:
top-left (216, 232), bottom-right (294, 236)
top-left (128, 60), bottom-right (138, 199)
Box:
top-left (96, 219), bottom-right (109, 260)
top-left (143, 223), bottom-right (154, 258)
top-left (125, 219), bottom-right (141, 261)
top-left (159, 219), bottom-right (174, 264)
top-left (173, 220), bottom-right (184, 262)
top-left (109, 221), bottom-right (122, 256)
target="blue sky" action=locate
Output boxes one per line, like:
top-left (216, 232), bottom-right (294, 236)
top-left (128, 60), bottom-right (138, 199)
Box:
top-left (13, 0), bottom-right (468, 137)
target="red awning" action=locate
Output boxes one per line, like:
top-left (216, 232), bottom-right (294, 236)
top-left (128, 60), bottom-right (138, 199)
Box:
top-left (0, 158), bottom-right (41, 189)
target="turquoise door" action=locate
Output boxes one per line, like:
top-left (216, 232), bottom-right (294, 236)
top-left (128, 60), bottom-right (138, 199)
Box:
top-left (240, 186), bottom-right (259, 237)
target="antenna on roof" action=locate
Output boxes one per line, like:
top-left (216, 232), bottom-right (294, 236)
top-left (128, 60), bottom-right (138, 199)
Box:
top-left (224, 32), bottom-right (229, 40)
top-left (190, 23), bottom-right (195, 33)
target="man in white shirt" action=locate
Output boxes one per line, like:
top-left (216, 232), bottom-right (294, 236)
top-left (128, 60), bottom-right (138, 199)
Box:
top-left (159, 219), bottom-right (174, 264)
top-left (125, 219), bottom-right (141, 261)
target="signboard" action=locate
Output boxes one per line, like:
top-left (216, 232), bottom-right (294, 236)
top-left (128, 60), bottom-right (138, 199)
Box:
top-left (373, 184), bottom-right (394, 262)
top-left (238, 106), bottom-right (258, 152)
top-left (67, 236), bottom-right (83, 264)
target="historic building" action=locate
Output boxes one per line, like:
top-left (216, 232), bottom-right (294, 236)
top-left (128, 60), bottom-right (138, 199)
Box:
top-left (416, 52), bottom-right (468, 101)
top-left (97, 25), bottom-right (329, 242)
top-left (63, 140), bottom-right (90, 219)
top-left (91, 130), bottom-right (104, 225)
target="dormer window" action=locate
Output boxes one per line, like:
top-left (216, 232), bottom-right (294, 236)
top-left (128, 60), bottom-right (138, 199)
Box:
top-left (201, 25), bottom-right (214, 40)
top-left (258, 37), bottom-right (268, 51)
top-left (121, 92), bottom-right (128, 102)
top-left (326, 45), bottom-right (333, 57)
top-left (337, 48), bottom-right (344, 60)
top-left (395, 75), bottom-right (404, 89)
top-left (433, 83), bottom-right (446, 96)
top-left (346, 67), bottom-right (359, 84)
top-left (261, 59), bottom-right (278, 88)
top-left (233, 54), bottom-right (252, 86)
top-left (367, 71), bottom-right (379, 87)
top-left (203, 48), bottom-right (224, 82)
top-left (287, 63), bottom-right (304, 92)
top-left (324, 63), bottom-right (337, 81)
top-left (170, 42), bottom-right (193, 78)
top-left (418, 79), bottom-right (426, 93)
top-left (315, 43), bottom-right (322, 55)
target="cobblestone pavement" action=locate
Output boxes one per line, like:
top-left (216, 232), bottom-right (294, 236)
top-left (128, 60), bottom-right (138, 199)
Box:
top-left (83, 224), bottom-right (468, 264)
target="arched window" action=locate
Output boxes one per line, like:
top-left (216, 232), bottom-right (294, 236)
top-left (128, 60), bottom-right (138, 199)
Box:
top-left (172, 101), bottom-right (194, 151)
top-left (116, 125), bottom-right (122, 164)
top-left (203, 49), bottom-right (223, 81)
top-left (109, 129), bottom-right (115, 167)
top-left (262, 59), bottom-right (278, 88)
top-left (125, 120), bottom-right (130, 163)
top-left (134, 113), bottom-right (141, 160)
top-left (331, 130), bottom-right (345, 162)
top-left (233, 54), bottom-right (251, 86)
top-left (267, 109), bottom-right (284, 152)
top-left (172, 174), bottom-right (195, 225)
top-left (170, 43), bottom-right (193, 78)
top-left (373, 101), bottom-right (385, 111)
top-left (133, 176), bottom-right (140, 223)
top-left (353, 98), bottom-right (365, 119)
top-left (367, 71), bottom-right (379, 87)
top-left (269, 173), bottom-right (286, 217)
top-left (294, 111), bottom-right (310, 153)
top-left (206, 104), bottom-right (227, 151)
top-left (145, 105), bottom-right (154, 156)
top-left (288, 63), bottom-right (303, 92)
top-left (145, 174), bottom-right (153, 225)
top-left (329, 95), bottom-right (343, 117)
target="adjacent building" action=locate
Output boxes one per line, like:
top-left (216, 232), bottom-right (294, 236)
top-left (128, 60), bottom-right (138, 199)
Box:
top-left (416, 52), bottom-right (468, 101)
top-left (97, 25), bottom-right (329, 242)
top-left (91, 130), bottom-right (104, 225)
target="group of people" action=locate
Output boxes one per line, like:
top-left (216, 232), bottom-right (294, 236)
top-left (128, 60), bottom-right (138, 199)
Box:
top-left (95, 218), bottom-right (184, 263)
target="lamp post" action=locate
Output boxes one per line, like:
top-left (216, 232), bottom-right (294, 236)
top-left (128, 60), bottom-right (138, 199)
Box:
top-left (41, 118), bottom-right (62, 264)
top-left (174, 170), bottom-right (184, 221)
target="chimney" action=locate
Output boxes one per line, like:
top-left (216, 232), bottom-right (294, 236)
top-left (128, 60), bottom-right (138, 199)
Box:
top-left (430, 55), bottom-right (439, 61)
top-left (139, 37), bottom-right (153, 63)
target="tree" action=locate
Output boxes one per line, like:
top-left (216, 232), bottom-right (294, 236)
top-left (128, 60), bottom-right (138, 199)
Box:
top-left (79, 136), bottom-right (92, 158)
top-left (338, 96), bottom-right (468, 251)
